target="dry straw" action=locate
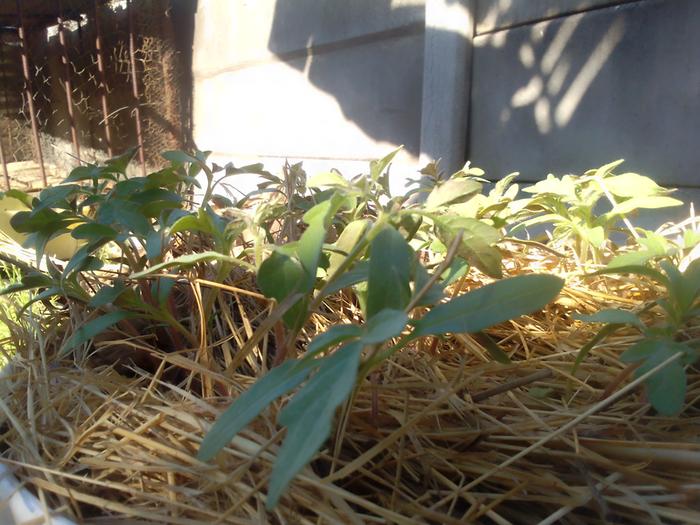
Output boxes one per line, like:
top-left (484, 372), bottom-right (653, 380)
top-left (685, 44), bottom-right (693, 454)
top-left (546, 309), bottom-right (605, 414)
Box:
top-left (0, 236), bottom-right (699, 524)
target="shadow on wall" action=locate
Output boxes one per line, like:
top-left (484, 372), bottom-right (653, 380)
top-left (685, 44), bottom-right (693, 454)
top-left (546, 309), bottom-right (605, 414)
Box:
top-left (471, 0), bottom-right (700, 187)
top-left (262, 0), bottom-right (634, 169)
top-left (264, 0), bottom-right (429, 160)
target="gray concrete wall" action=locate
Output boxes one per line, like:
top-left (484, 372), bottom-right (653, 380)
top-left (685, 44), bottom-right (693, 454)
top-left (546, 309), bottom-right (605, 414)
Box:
top-left (470, 0), bottom-right (700, 197)
top-left (191, 0), bottom-right (699, 208)
top-left (192, 0), bottom-right (429, 196)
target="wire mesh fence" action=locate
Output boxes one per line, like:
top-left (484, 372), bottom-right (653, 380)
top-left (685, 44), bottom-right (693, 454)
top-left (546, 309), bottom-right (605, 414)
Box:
top-left (0, 0), bottom-right (188, 191)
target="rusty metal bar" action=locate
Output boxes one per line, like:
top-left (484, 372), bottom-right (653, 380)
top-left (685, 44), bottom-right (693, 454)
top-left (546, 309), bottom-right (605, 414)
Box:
top-left (57, 0), bottom-right (81, 163)
top-left (16, 0), bottom-right (47, 186)
top-left (127, 0), bottom-right (146, 176)
top-left (0, 40), bottom-right (11, 189)
top-left (0, 130), bottom-right (9, 190)
top-left (93, 0), bottom-right (112, 156)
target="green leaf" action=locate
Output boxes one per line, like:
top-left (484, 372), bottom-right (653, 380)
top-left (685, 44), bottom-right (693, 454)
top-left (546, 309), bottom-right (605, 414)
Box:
top-left (412, 261), bottom-right (445, 306)
top-left (170, 212), bottom-right (213, 236)
top-left (17, 286), bottom-right (64, 314)
top-left (103, 147), bottom-right (138, 175)
top-left (572, 323), bottom-right (621, 373)
top-left (270, 342), bottom-right (362, 508)
top-left (594, 264), bottom-right (669, 287)
top-left (97, 200), bottom-right (151, 237)
top-left (327, 219), bottom-right (369, 277)
top-left (425, 178), bottom-right (482, 209)
top-left (366, 226), bottom-right (413, 319)
top-left (0, 273), bottom-right (54, 295)
top-left (152, 277), bottom-right (177, 307)
top-left (593, 159), bottom-right (625, 179)
top-left (130, 251), bottom-right (254, 279)
top-left (89, 281), bottom-right (127, 308)
top-left (434, 216), bottom-right (502, 278)
top-left (71, 223), bottom-right (118, 241)
top-left (2, 189), bottom-right (34, 208)
top-left (362, 309), bottom-right (408, 344)
top-left (35, 184), bottom-right (80, 211)
top-left (610, 196), bottom-right (683, 216)
top-left (307, 172), bottom-right (350, 189)
top-left (197, 359), bottom-right (312, 462)
top-left (145, 229), bottom-right (163, 261)
top-left (369, 147), bottom-right (402, 182)
top-left (306, 324), bottom-right (361, 356)
top-left (162, 150), bottom-right (200, 165)
top-left (575, 224), bottom-right (605, 248)
top-left (620, 338), bottom-right (663, 363)
top-left (603, 173), bottom-right (665, 198)
top-left (574, 309), bottom-right (644, 330)
top-left (64, 164), bottom-right (113, 183)
top-left (412, 274), bottom-right (564, 337)
top-left (322, 261), bottom-right (369, 297)
top-left (636, 351), bottom-right (686, 416)
top-left (257, 251), bottom-right (308, 330)
top-left (607, 250), bottom-right (656, 268)
top-left (60, 311), bottom-right (136, 355)
top-left (297, 198), bottom-right (340, 290)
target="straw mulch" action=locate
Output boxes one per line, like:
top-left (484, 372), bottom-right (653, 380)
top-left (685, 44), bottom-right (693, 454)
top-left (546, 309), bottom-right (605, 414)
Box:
top-left (1, 242), bottom-right (699, 524)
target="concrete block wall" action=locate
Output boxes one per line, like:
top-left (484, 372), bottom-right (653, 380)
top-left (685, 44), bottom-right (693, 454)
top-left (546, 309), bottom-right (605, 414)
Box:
top-left (192, 0), bottom-right (699, 209)
top-left (192, 0), bottom-right (429, 196)
top-left (471, 0), bottom-right (700, 209)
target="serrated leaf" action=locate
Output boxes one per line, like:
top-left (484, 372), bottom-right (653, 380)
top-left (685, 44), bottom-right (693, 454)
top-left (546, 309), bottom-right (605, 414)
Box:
top-left (197, 359), bottom-right (312, 462)
top-left (412, 274), bottom-right (563, 337)
top-left (270, 342), bottom-right (362, 508)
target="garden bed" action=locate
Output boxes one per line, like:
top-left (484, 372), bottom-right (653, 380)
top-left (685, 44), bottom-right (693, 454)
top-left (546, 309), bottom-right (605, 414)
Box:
top-left (0, 152), bottom-right (698, 523)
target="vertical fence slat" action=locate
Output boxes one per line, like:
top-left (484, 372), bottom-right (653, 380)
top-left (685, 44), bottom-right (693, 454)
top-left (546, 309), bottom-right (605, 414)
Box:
top-left (16, 0), bottom-right (47, 187)
top-left (94, 0), bottom-right (113, 157)
top-left (57, 0), bottom-right (81, 164)
top-left (0, 38), bottom-right (10, 189)
top-left (127, 0), bottom-right (146, 176)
